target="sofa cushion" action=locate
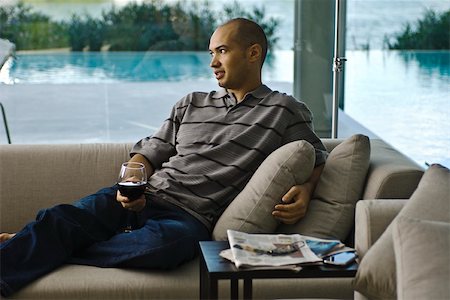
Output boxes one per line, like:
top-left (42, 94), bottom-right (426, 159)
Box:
top-left (277, 134), bottom-right (370, 241)
top-left (393, 216), bottom-right (450, 300)
top-left (14, 260), bottom-right (200, 299)
top-left (212, 140), bottom-right (315, 240)
top-left (353, 164), bottom-right (450, 299)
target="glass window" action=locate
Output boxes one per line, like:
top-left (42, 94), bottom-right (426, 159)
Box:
top-left (0, 0), bottom-right (295, 144)
top-left (344, 0), bottom-right (450, 168)
top-left (3, 0), bottom-right (447, 170)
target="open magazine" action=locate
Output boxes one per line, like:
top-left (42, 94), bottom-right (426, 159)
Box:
top-left (220, 230), bottom-right (349, 269)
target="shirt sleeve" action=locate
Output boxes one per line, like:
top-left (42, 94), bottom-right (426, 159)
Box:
top-left (130, 97), bottom-right (185, 170)
top-left (282, 99), bottom-right (328, 167)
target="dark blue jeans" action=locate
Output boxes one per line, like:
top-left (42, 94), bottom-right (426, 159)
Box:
top-left (0, 186), bottom-right (210, 297)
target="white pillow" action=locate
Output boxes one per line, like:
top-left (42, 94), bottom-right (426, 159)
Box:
top-left (212, 140), bottom-right (315, 240)
top-left (277, 134), bottom-right (370, 241)
top-left (353, 164), bottom-right (450, 299)
top-left (393, 216), bottom-right (450, 300)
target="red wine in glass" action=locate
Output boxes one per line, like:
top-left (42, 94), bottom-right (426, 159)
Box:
top-left (118, 181), bottom-right (147, 200)
top-left (118, 162), bottom-right (147, 232)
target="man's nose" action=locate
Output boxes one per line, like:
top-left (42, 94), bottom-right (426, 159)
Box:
top-left (210, 56), bottom-right (220, 68)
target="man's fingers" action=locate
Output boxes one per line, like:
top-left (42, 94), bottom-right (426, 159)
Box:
top-left (282, 186), bottom-right (299, 202)
top-left (274, 202), bottom-right (295, 211)
top-left (272, 211), bottom-right (300, 224)
top-left (273, 202), bottom-right (307, 224)
top-left (121, 196), bottom-right (146, 211)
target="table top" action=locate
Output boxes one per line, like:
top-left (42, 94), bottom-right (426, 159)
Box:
top-left (199, 241), bottom-right (358, 280)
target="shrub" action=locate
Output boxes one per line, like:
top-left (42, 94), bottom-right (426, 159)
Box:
top-left (389, 9), bottom-right (450, 50)
top-left (0, 2), bottom-right (67, 50)
top-left (221, 2), bottom-right (280, 51)
top-left (103, 1), bottom-right (179, 51)
top-left (0, 0), bottom-right (280, 52)
top-left (67, 14), bottom-right (87, 51)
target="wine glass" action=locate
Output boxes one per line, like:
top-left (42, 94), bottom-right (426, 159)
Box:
top-left (117, 162), bottom-right (147, 232)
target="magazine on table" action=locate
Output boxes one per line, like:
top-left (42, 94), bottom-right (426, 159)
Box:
top-left (220, 230), bottom-right (349, 269)
top-left (304, 236), bottom-right (346, 258)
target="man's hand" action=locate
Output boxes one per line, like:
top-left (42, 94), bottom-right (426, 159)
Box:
top-left (272, 164), bottom-right (324, 224)
top-left (272, 183), bottom-right (313, 224)
top-left (116, 191), bottom-right (146, 212)
top-left (115, 153), bottom-right (153, 212)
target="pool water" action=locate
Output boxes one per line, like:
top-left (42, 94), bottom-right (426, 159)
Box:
top-left (1, 50), bottom-right (449, 168)
top-left (1, 51), bottom-right (293, 84)
top-left (2, 52), bottom-right (212, 84)
top-left (344, 50), bottom-right (449, 168)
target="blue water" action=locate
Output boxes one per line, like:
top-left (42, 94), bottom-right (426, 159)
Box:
top-left (2, 52), bottom-right (212, 84)
top-left (1, 51), bottom-right (293, 84)
top-left (1, 50), bottom-right (449, 168)
top-left (344, 50), bottom-right (450, 168)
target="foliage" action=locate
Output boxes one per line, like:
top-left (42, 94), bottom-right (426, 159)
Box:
top-left (389, 9), bottom-right (450, 50)
top-left (168, 1), bottom-right (216, 51)
top-left (0, 0), bottom-right (280, 52)
top-left (102, 1), bottom-right (178, 51)
top-left (221, 2), bottom-right (280, 51)
top-left (0, 2), bottom-right (68, 50)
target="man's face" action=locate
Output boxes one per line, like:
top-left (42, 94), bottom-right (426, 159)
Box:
top-left (208, 25), bottom-right (250, 90)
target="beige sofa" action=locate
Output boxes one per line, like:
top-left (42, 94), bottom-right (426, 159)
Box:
top-left (353, 163), bottom-right (449, 300)
top-left (0, 138), bottom-right (424, 299)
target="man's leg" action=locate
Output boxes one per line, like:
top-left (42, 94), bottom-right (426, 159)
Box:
top-left (69, 199), bottom-right (210, 269)
top-left (0, 186), bottom-right (124, 297)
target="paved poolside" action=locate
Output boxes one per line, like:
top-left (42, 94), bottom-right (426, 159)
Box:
top-left (0, 80), bottom-right (378, 145)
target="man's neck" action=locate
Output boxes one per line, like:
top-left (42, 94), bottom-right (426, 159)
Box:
top-left (230, 82), bottom-right (263, 103)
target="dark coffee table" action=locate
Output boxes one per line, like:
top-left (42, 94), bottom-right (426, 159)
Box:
top-left (199, 241), bottom-right (357, 300)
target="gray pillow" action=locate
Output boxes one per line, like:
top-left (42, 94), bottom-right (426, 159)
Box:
top-left (212, 140), bottom-right (315, 240)
top-left (277, 134), bottom-right (370, 241)
top-left (393, 216), bottom-right (450, 300)
top-left (353, 164), bottom-right (450, 299)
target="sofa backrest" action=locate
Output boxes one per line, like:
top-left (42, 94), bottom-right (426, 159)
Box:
top-left (0, 139), bottom-right (423, 233)
top-left (0, 143), bottom-right (133, 232)
top-left (322, 138), bottom-right (424, 200)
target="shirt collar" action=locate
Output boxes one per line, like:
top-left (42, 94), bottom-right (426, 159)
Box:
top-left (211, 84), bottom-right (272, 100)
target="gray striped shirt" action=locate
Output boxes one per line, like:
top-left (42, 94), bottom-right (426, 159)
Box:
top-left (131, 85), bottom-right (327, 230)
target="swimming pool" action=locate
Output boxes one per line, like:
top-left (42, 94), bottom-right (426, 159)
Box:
top-left (1, 51), bottom-right (293, 84)
top-left (344, 50), bottom-right (449, 168)
top-left (1, 50), bottom-right (449, 168)
top-left (1, 52), bottom-right (213, 84)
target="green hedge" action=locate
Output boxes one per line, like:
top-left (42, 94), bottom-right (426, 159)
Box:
top-left (0, 2), bottom-right (68, 50)
top-left (389, 9), bottom-right (450, 50)
top-left (0, 0), bottom-right (279, 52)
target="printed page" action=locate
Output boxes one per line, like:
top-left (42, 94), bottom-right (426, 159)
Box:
top-left (227, 230), bottom-right (322, 269)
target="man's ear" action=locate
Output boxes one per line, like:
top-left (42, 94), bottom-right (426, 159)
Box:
top-left (248, 44), bottom-right (262, 63)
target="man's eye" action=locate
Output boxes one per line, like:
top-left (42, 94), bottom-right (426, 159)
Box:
top-left (219, 49), bottom-right (226, 54)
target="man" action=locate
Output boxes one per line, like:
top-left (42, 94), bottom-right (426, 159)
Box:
top-left (0, 18), bottom-right (327, 297)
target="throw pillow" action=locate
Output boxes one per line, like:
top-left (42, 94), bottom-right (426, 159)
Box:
top-left (212, 140), bottom-right (315, 241)
top-left (353, 164), bottom-right (450, 300)
top-left (393, 216), bottom-right (450, 300)
top-left (277, 134), bottom-right (370, 241)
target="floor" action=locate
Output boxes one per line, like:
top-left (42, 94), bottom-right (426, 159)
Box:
top-left (0, 81), bottom-right (378, 145)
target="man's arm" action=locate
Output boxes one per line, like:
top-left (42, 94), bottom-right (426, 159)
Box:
top-left (272, 164), bottom-right (324, 224)
top-left (128, 153), bottom-right (154, 179)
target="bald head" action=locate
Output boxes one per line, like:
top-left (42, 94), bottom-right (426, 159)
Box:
top-left (218, 18), bottom-right (268, 67)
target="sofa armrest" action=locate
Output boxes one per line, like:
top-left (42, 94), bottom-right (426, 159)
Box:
top-left (355, 199), bottom-right (407, 259)
top-left (362, 139), bottom-right (423, 199)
